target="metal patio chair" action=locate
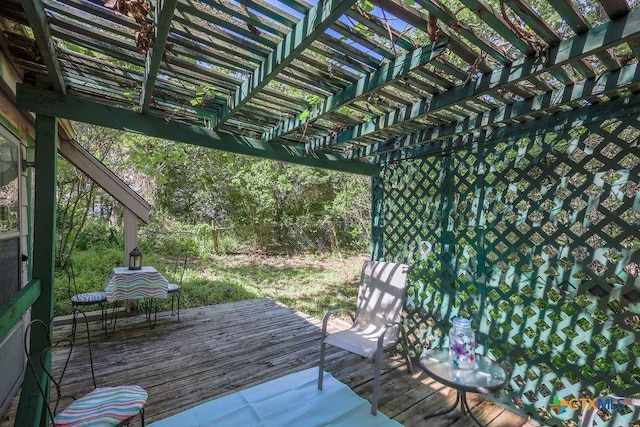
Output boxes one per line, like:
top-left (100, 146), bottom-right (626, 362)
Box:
top-left (24, 309), bottom-right (148, 426)
top-left (167, 252), bottom-right (188, 321)
top-left (318, 260), bottom-right (413, 415)
top-left (64, 258), bottom-right (108, 338)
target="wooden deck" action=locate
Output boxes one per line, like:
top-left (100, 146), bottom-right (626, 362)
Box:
top-left (1, 299), bottom-right (538, 427)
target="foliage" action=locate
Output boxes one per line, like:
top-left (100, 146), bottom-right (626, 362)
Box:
top-left (56, 123), bottom-right (125, 266)
top-left (61, 122), bottom-right (371, 259)
top-left (54, 246), bottom-right (365, 320)
top-left (54, 246), bottom-right (123, 314)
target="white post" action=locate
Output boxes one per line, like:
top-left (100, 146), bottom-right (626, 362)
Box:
top-left (123, 208), bottom-right (138, 312)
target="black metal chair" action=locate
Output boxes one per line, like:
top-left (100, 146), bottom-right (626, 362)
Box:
top-left (24, 309), bottom-right (148, 426)
top-left (64, 258), bottom-right (108, 337)
top-left (167, 253), bottom-right (187, 321)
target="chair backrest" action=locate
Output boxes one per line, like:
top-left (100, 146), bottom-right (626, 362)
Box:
top-left (581, 396), bottom-right (640, 426)
top-left (354, 261), bottom-right (410, 331)
top-left (24, 309), bottom-right (97, 422)
top-left (171, 252), bottom-right (188, 285)
top-left (63, 258), bottom-right (78, 300)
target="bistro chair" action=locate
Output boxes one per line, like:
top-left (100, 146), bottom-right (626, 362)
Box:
top-left (166, 252), bottom-right (187, 321)
top-left (581, 396), bottom-right (640, 426)
top-left (64, 258), bottom-right (107, 338)
top-left (317, 260), bottom-right (413, 415)
top-left (24, 309), bottom-right (148, 426)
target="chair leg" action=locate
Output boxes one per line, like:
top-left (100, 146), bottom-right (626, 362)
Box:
top-left (318, 341), bottom-right (326, 390)
top-left (371, 345), bottom-right (383, 416)
top-left (400, 327), bottom-right (413, 374)
top-left (70, 308), bottom-right (78, 340)
top-left (100, 302), bottom-right (108, 337)
top-left (176, 290), bottom-right (181, 321)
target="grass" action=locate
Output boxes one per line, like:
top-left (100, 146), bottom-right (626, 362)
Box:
top-left (56, 250), bottom-right (367, 320)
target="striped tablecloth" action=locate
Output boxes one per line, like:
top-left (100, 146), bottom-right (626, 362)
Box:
top-left (105, 266), bottom-right (169, 302)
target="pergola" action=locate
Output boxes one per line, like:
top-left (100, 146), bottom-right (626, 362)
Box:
top-left (1, 0), bottom-right (639, 425)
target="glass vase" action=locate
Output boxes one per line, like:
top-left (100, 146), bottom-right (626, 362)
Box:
top-left (448, 317), bottom-right (476, 369)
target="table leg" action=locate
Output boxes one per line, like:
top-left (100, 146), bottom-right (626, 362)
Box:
top-left (424, 391), bottom-right (485, 426)
top-left (423, 389), bottom-right (461, 419)
top-left (460, 392), bottom-right (484, 427)
top-left (143, 298), bottom-right (158, 329)
top-left (106, 301), bottom-right (119, 337)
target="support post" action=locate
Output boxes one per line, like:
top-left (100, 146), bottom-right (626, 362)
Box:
top-left (15, 114), bottom-right (58, 427)
top-left (123, 208), bottom-right (138, 266)
top-left (371, 174), bottom-right (383, 261)
top-left (123, 208), bottom-right (138, 313)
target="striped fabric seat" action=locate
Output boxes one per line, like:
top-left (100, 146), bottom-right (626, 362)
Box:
top-left (70, 292), bottom-right (107, 304)
top-left (54, 385), bottom-right (147, 427)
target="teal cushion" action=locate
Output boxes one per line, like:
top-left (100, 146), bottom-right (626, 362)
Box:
top-left (71, 292), bottom-right (107, 304)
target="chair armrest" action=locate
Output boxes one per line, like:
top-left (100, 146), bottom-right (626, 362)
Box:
top-left (375, 321), bottom-right (404, 349)
top-left (321, 308), bottom-right (355, 337)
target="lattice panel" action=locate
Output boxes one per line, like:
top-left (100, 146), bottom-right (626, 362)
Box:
top-left (373, 117), bottom-right (640, 426)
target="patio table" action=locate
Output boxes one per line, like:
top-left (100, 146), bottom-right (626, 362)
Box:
top-left (419, 348), bottom-right (508, 426)
top-left (105, 266), bottom-right (169, 332)
top-left (105, 266), bottom-right (169, 301)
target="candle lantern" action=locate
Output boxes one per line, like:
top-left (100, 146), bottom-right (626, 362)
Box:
top-left (128, 246), bottom-right (142, 270)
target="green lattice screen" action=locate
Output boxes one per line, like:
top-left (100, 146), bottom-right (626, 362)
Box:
top-left (372, 116), bottom-right (640, 426)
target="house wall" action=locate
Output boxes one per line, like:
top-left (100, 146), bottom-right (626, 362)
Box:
top-left (0, 50), bottom-right (33, 417)
top-left (373, 117), bottom-right (640, 425)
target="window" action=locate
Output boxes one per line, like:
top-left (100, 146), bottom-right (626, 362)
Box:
top-left (0, 128), bottom-right (20, 306)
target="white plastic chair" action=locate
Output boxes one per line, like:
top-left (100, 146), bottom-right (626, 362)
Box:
top-left (581, 396), bottom-right (640, 426)
top-left (317, 260), bottom-right (413, 415)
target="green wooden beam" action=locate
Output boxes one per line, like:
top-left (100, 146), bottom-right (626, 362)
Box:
top-left (407, 0), bottom-right (510, 64)
top-left (30, 115), bottom-right (58, 340)
top-left (216, 0), bottom-right (358, 128)
top-left (20, 0), bottom-right (66, 92)
top-left (553, 0), bottom-right (620, 70)
top-left (15, 348), bottom-right (50, 427)
top-left (262, 38), bottom-right (448, 142)
top-left (140, 0), bottom-right (177, 112)
top-left (457, 0), bottom-right (534, 55)
top-left (352, 63), bottom-right (640, 160)
top-left (308, 8), bottom-right (640, 153)
top-left (377, 91), bottom-right (640, 164)
top-left (17, 84), bottom-right (379, 175)
top-left (15, 115), bottom-right (59, 427)
top-left (0, 280), bottom-right (40, 343)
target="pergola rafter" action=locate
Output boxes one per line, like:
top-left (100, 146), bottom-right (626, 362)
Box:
top-left (19, 0), bottom-right (66, 92)
top-left (140, 0), bottom-right (178, 112)
top-left (349, 62), bottom-right (640, 160)
top-left (215, 0), bottom-right (359, 128)
top-left (17, 83), bottom-right (379, 176)
top-left (262, 37), bottom-right (449, 143)
top-left (307, 8), bottom-right (640, 153)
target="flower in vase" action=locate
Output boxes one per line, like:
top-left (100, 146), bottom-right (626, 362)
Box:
top-left (451, 341), bottom-right (468, 356)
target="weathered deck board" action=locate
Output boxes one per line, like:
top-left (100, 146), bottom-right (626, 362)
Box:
top-left (1, 299), bottom-right (537, 427)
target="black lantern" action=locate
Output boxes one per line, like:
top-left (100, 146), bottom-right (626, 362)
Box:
top-left (128, 246), bottom-right (142, 270)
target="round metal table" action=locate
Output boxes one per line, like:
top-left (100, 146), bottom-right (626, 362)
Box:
top-left (419, 348), bottom-right (509, 426)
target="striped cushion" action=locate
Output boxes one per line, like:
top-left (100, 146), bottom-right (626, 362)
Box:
top-left (54, 385), bottom-right (147, 427)
top-left (71, 292), bottom-right (107, 304)
top-left (167, 283), bottom-right (181, 292)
